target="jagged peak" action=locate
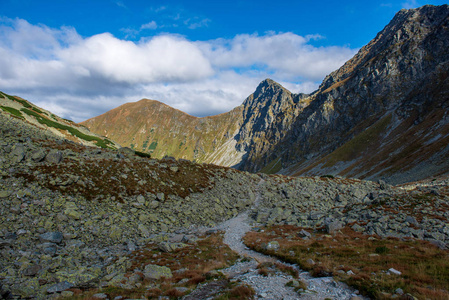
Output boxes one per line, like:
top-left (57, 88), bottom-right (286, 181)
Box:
top-left (254, 78), bottom-right (291, 97)
top-left (317, 4), bottom-right (449, 93)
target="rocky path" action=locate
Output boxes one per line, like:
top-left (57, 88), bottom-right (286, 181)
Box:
top-left (213, 179), bottom-right (365, 299)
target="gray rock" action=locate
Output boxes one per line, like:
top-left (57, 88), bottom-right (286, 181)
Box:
top-left (22, 264), bottom-right (42, 277)
top-left (118, 147), bottom-right (134, 158)
top-left (325, 220), bottom-right (343, 234)
top-left (297, 229), bottom-right (311, 239)
top-left (175, 287), bottom-right (189, 293)
top-left (47, 281), bottom-right (73, 293)
top-left (137, 195), bottom-right (145, 203)
top-left (143, 264), bottom-right (173, 280)
top-left (428, 239), bottom-right (447, 250)
top-left (39, 232), bottom-right (63, 244)
top-left (306, 258), bottom-right (315, 265)
top-left (0, 239), bottom-right (11, 249)
top-left (41, 243), bottom-right (58, 256)
top-left (30, 148), bottom-right (46, 162)
top-left (388, 268), bottom-right (402, 275)
top-left (61, 291), bottom-right (75, 297)
top-left (158, 242), bottom-right (188, 252)
top-left (309, 212), bottom-right (324, 220)
top-left (157, 193), bottom-right (165, 201)
top-left (405, 215), bottom-right (418, 225)
top-left (149, 200), bottom-right (160, 209)
top-left (352, 224), bottom-right (365, 233)
top-left (265, 241), bottom-right (280, 251)
top-left (0, 190), bottom-right (11, 198)
top-left (46, 150), bottom-right (63, 164)
top-left (11, 144), bottom-right (25, 163)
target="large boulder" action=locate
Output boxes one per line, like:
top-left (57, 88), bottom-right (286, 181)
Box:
top-left (46, 150), bottom-right (63, 164)
top-left (143, 264), bottom-right (173, 280)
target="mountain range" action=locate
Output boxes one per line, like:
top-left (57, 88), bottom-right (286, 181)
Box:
top-left (81, 5), bottom-right (449, 185)
top-left (1, 5), bottom-right (449, 299)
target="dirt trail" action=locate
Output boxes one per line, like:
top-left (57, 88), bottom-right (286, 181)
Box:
top-left (213, 179), bottom-right (365, 299)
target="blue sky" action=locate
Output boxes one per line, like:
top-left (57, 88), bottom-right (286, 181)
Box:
top-left (0, 0), bottom-right (447, 121)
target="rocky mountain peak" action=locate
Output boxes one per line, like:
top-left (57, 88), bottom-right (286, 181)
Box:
top-left (318, 4), bottom-right (449, 95)
top-left (81, 5), bottom-right (449, 183)
top-left (253, 78), bottom-right (287, 95)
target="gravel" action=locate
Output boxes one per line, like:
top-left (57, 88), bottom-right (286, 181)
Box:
top-left (212, 179), bottom-right (367, 300)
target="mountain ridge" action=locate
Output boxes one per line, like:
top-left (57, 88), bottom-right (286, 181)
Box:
top-left (82, 4), bottom-right (449, 184)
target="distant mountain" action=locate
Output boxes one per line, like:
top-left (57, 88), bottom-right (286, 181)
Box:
top-left (0, 91), bottom-right (119, 149)
top-left (81, 98), bottom-right (245, 166)
top-left (82, 4), bottom-right (449, 184)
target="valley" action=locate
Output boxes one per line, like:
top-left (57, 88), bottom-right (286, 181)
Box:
top-left (0, 4), bottom-right (448, 300)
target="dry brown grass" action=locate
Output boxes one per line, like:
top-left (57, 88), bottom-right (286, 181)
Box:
top-left (14, 144), bottom-right (230, 201)
top-left (70, 233), bottom-right (240, 299)
top-left (244, 225), bottom-right (449, 299)
top-left (229, 285), bottom-right (255, 298)
top-left (256, 262), bottom-right (298, 278)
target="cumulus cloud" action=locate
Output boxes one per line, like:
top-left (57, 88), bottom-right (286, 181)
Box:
top-left (200, 32), bottom-right (354, 81)
top-left (0, 18), bottom-right (357, 122)
top-left (59, 33), bottom-right (213, 83)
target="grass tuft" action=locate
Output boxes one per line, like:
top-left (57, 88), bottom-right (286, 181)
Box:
top-left (244, 224), bottom-right (449, 299)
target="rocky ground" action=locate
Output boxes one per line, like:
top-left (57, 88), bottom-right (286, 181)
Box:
top-left (1, 111), bottom-right (449, 299)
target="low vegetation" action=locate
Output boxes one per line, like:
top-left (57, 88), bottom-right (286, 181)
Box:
top-left (15, 141), bottom-right (227, 201)
top-left (0, 106), bottom-right (24, 119)
top-left (20, 108), bottom-right (114, 148)
top-left (244, 225), bottom-right (449, 299)
top-left (69, 233), bottom-right (254, 299)
top-left (260, 157), bottom-right (282, 174)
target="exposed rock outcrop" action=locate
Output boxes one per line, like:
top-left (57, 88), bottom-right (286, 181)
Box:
top-left (255, 5), bottom-right (449, 184)
top-left (81, 5), bottom-right (449, 184)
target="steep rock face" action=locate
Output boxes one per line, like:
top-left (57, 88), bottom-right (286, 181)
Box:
top-left (242, 5), bottom-right (449, 183)
top-left (82, 5), bottom-right (449, 184)
top-left (235, 79), bottom-right (309, 170)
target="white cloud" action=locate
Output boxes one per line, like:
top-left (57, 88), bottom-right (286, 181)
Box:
top-left (199, 32), bottom-right (355, 81)
top-left (115, 1), bottom-right (127, 9)
top-left (59, 33), bottom-right (213, 83)
top-left (402, 0), bottom-right (419, 9)
top-left (185, 18), bottom-right (211, 30)
top-left (0, 18), bottom-right (356, 122)
top-left (141, 21), bottom-right (157, 30)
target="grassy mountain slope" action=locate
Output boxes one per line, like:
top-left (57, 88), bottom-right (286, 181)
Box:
top-left (81, 99), bottom-right (245, 165)
top-left (0, 91), bottom-right (119, 149)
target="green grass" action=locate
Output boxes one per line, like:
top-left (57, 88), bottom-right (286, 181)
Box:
top-left (323, 114), bottom-right (392, 167)
top-left (148, 141), bottom-right (158, 150)
top-left (142, 139), bottom-right (150, 150)
top-left (260, 157), bottom-right (282, 174)
top-left (1, 91), bottom-right (31, 109)
top-left (32, 107), bottom-right (43, 114)
top-left (20, 108), bottom-right (114, 149)
top-left (13, 97), bottom-right (32, 108)
top-left (0, 106), bottom-right (24, 119)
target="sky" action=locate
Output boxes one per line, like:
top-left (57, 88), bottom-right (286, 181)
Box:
top-left (0, 0), bottom-right (447, 122)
